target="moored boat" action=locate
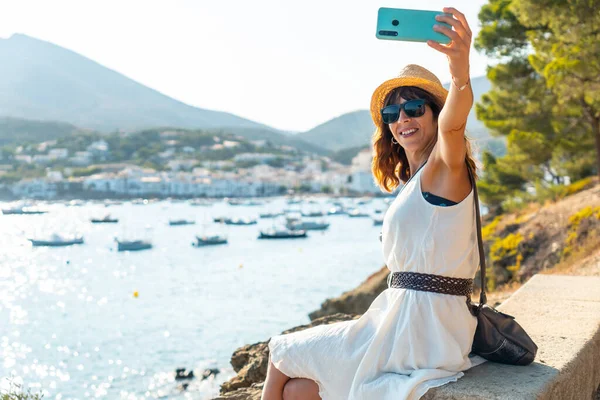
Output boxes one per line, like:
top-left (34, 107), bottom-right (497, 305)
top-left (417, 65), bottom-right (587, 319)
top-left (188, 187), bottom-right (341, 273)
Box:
top-left (347, 209), bottom-right (369, 218)
top-left (259, 211), bottom-right (284, 218)
top-left (116, 239), bottom-right (153, 252)
top-left (91, 215), bottom-right (119, 223)
top-left (169, 219), bottom-right (195, 226)
top-left (258, 228), bottom-right (307, 239)
top-left (286, 218), bottom-right (330, 231)
top-left (2, 207), bottom-right (48, 215)
top-left (189, 199), bottom-right (212, 207)
top-left (193, 234), bottom-right (228, 247)
top-left (29, 234), bottom-right (84, 247)
top-left (372, 217), bottom-right (384, 226)
top-left (224, 217), bottom-right (257, 225)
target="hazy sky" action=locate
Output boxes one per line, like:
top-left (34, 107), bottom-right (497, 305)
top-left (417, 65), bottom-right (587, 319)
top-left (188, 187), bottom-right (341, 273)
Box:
top-left (0, 0), bottom-right (491, 132)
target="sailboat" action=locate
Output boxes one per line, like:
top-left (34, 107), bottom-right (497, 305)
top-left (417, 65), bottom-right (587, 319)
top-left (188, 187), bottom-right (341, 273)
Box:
top-left (193, 213), bottom-right (228, 247)
top-left (115, 221), bottom-right (153, 251)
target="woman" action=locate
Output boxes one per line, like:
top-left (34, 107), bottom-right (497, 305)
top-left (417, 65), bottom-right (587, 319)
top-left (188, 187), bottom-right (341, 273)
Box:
top-left (261, 8), bottom-right (484, 400)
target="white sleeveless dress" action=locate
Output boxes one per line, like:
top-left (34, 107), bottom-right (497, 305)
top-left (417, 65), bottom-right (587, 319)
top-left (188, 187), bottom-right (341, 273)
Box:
top-left (268, 165), bottom-right (486, 399)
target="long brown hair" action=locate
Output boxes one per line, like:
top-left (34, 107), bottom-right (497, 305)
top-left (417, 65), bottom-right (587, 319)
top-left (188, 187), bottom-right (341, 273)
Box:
top-left (371, 86), bottom-right (478, 193)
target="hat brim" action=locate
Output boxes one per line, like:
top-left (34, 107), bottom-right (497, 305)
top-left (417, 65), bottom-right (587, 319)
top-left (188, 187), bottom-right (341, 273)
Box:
top-left (370, 77), bottom-right (448, 126)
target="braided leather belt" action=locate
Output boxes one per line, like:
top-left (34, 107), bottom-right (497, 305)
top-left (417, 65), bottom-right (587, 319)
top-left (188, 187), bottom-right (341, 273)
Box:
top-left (388, 271), bottom-right (473, 301)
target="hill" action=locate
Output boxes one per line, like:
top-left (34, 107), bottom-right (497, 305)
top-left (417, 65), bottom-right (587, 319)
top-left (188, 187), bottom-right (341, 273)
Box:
top-left (0, 117), bottom-right (83, 146)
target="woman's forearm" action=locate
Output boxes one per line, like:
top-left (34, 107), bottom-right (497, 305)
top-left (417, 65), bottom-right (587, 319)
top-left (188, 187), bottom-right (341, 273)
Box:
top-left (439, 75), bottom-right (473, 133)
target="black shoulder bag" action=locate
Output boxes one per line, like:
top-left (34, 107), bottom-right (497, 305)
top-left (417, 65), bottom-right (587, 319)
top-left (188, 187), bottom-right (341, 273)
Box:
top-left (467, 163), bottom-right (538, 365)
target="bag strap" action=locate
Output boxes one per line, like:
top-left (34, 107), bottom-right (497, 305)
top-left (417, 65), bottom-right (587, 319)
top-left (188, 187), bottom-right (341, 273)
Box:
top-left (466, 161), bottom-right (487, 310)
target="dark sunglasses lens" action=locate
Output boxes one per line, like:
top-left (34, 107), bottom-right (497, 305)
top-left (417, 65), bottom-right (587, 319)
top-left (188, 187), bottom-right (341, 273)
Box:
top-left (381, 105), bottom-right (400, 124)
top-left (403, 100), bottom-right (426, 118)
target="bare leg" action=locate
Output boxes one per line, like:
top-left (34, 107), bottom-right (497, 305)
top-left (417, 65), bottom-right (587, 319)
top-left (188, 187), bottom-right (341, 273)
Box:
top-left (282, 378), bottom-right (322, 400)
top-left (261, 357), bottom-right (291, 400)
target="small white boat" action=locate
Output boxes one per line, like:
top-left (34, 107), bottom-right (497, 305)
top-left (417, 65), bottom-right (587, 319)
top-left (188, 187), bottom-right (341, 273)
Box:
top-left (224, 217), bottom-right (257, 225)
top-left (347, 209), bottom-right (369, 218)
top-left (193, 234), bottom-right (228, 247)
top-left (301, 210), bottom-right (325, 217)
top-left (29, 234), bottom-right (84, 247)
top-left (327, 206), bottom-right (346, 216)
top-left (286, 216), bottom-right (330, 231)
top-left (189, 199), bottom-right (212, 207)
top-left (258, 228), bottom-right (307, 239)
top-left (259, 211), bottom-right (285, 218)
top-left (91, 215), bottom-right (119, 223)
top-left (227, 199), bottom-right (245, 206)
top-left (116, 239), bottom-right (152, 252)
top-left (2, 206), bottom-right (48, 215)
top-left (169, 219), bottom-right (195, 226)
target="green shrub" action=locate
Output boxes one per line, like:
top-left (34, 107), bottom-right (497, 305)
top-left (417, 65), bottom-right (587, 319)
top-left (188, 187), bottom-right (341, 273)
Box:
top-left (0, 381), bottom-right (43, 400)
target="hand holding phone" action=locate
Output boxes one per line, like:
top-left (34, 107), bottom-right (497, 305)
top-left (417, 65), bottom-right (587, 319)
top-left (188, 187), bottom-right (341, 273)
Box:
top-left (375, 7), bottom-right (473, 87)
top-left (375, 8), bottom-right (452, 44)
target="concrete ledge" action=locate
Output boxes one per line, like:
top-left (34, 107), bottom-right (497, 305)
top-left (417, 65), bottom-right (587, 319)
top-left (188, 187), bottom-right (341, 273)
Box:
top-left (423, 275), bottom-right (600, 400)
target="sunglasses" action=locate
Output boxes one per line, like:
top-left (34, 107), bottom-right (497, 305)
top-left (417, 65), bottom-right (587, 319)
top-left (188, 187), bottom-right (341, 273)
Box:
top-left (381, 99), bottom-right (426, 124)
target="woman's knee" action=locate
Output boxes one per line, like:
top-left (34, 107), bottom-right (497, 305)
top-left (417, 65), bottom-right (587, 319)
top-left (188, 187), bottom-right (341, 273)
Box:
top-left (282, 378), bottom-right (321, 400)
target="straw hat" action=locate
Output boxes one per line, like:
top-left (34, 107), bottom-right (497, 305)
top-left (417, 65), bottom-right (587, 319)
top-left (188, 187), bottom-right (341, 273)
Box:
top-left (370, 64), bottom-right (448, 126)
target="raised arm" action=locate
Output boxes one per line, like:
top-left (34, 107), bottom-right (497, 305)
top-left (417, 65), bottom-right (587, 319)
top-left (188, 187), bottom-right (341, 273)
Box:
top-left (427, 7), bottom-right (473, 170)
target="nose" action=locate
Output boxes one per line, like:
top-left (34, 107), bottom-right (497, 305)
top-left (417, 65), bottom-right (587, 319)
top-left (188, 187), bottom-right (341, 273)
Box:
top-left (399, 108), bottom-right (412, 123)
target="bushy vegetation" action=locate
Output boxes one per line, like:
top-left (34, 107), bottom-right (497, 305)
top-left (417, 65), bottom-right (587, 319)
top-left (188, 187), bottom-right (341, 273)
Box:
top-left (0, 380), bottom-right (43, 400)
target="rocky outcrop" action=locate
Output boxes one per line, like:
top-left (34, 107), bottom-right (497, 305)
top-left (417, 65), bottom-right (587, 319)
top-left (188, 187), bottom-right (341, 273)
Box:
top-left (216, 313), bottom-right (359, 399)
top-left (308, 266), bottom-right (389, 320)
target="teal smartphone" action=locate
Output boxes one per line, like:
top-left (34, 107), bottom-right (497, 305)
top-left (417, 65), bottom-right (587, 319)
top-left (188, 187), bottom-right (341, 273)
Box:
top-left (376, 8), bottom-right (452, 44)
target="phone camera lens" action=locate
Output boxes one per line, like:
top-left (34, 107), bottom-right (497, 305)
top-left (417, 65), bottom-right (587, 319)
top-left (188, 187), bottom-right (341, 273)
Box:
top-left (392, 20), bottom-right (399, 26)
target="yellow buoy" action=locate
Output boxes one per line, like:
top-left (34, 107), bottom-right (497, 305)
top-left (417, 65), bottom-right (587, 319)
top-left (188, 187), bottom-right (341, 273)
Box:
top-left (133, 291), bottom-right (139, 298)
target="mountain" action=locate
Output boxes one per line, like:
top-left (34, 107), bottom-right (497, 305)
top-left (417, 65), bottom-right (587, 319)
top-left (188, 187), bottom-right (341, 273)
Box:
top-left (0, 34), bottom-right (332, 154)
top-left (0, 34), bottom-right (275, 133)
top-left (296, 110), bottom-right (375, 153)
top-left (297, 75), bottom-right (505, 156)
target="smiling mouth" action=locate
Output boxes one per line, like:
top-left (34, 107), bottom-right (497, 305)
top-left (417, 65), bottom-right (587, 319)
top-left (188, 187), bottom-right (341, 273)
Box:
top-left (399, 128), bottom-right (418, 138)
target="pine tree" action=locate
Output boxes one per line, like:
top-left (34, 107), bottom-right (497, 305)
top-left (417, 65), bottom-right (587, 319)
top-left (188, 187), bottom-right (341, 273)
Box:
top-left (474, 0), bottom-right (599, 210)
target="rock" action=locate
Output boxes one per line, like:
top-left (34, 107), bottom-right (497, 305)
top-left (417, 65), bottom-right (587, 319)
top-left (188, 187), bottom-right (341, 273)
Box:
top-left (213, 383), bottom-right (263, 400)
top-left (175, 368), bottom-right (194, 380)
top-left (217, 313), bottom-right (358, 398)
top-left (202, 368), bottom-right (220, 380)
top-left (308, 266), bottom-right (389, 320)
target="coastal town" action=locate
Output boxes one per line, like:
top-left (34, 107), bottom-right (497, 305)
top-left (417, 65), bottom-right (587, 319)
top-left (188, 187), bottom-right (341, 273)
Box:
top-left (0, 131), bottom-right (383, 200)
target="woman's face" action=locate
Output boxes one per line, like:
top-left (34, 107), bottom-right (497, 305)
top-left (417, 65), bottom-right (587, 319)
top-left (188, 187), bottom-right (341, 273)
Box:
top-left (388, 97), bottom-right (438, 155)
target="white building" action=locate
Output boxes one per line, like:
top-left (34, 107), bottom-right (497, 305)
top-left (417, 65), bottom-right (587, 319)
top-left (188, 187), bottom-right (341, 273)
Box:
top-left (71, 151), bottom-right (93, 166)
top-left (233, 153), bottom-right (278, 163)
top-left (167, 159), bottom-right (197, 171)
top-left (11, 179), bottom-right (58, 199)
top-left (48, 148), bottom-right (69, 160)
top-left (46, 170), bottom-right (64, 181)
top-left (32, 154), bottom-right (53, 164)
top-left (201, 160), bottom-right (235, 170)
top-left (349, 148), bottom-right (381, 194)
top-left (14, 155), bottom-right (32, 164)
top-left (223, 140), bottom-right (240, 148)
top-left (87, 140), bottom-right (109, 159)
top-left (182, 146), bottom-right (195, 153)
top-left (302, 159), bottom-right (323, 174)
top-left (250, 140), bottom-right (268, 148)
